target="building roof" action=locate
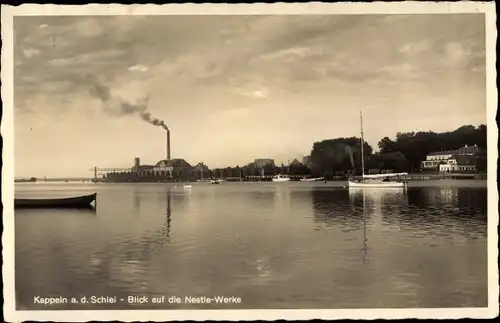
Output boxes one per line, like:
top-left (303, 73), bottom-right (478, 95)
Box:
top-left (138, 165), bottom-right (155, 170)
top-left (427, 150), bottom-right (457, 157)
top-left (253, 158), bottom-right (275, 167)
top-left (290, 159), bottom-right (302, 165)
top-left (457, 144), bottom-right (480, 155)
top-left (156, 158), bottom-right (192, 168)
top-left (427, 145), bottom-right (480, 157)
top-left (194, 162), bottom-right (210, 170)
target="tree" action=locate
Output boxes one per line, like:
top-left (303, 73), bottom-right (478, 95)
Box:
top-left (376, 124), bottom-right (487, 171)
top-left (378, 137), bottom-right (398, 153)
top-left (263, 163), bottom-right (275, 176)
top-left (367, 152), bottom-right (410, 172)
top-left (309, 137), bottom-right (373, 175)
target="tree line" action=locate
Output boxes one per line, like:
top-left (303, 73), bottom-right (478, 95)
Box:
top-left (206, 124), bottom-right (487, 178)
top-left (308, 124), bottom-right (487, 175)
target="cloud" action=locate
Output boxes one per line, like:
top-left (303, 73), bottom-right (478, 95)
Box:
top-left (128, 64), bottom-right (150, 72)
top-left (258, 46), bottom-right (317, 62)
top-left (22, 48), bottom-right (41, 58)
top-left (382, 63), bottom-right (416, 78)
top-left (13, 14), bottom-right (486, 118)
top-left (441, 42), bottom-right (473, 68)
top-left (398, 39), bottom-right (431, 54)
top-left (249, 89), bottom-right (269, 99)
top-left (46, 48), bottom-right (127, 68)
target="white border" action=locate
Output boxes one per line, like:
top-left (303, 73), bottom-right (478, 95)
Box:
top-left (2, 2), bottom-right (498, 321)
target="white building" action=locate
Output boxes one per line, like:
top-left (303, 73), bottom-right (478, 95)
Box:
top-left (438, 155), bottom-right (477, 172)
top-left (422, 145), bottom-right (480, 172)
top-left (421, 150), bottom-right (457, 170)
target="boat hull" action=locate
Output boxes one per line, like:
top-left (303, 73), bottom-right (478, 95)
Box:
top-left (272, 178), bottom-right (291, 182)
top-left (300, 177), bottom-right (324, 182)
top-left (347, 181), bottom-right (405, 188)
top-left (15, 193), bottom-right (97, 209)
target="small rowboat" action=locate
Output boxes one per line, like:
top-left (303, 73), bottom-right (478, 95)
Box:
top-left (14, 193), bottom-right (97, 209)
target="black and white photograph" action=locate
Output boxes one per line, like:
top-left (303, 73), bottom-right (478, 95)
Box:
top-left (1, 2), bottom-right (498, 321)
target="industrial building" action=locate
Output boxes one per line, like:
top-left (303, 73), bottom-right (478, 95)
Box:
top-left (104, 128), bottom-right (199, 182)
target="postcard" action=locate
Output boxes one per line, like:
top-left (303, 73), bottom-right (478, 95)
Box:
top-left (2, 2), bottom-right (498, 321)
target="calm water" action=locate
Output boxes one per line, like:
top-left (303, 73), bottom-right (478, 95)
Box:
top-left (14, 180), bottom-right (488, 310)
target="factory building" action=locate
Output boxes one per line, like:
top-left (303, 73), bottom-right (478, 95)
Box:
top-left (127, 157), bottom-right (194, 177)
top-left (253, 158), bottom-right (275, 168)
top-left (104, 128), bottom-right (199, 182)
top-left (155, 159), bottom-right (194, 177)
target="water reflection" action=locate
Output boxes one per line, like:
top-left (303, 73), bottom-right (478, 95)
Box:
top-left (245, 187), bottom-right (276, 209)
top-left (348, 188), bottom-right (408, 264)
top-left (85, 189), bottom-right (175, 299)
top-left (134, 186), bottom-right (140, 210)
top-left (15, 183), bottom-right (489, 309)
top-left (15, 207), bottom-right (97, 216)
top-left (311, 189), bottom-right (367, 230)
top-left (407, 187), bottom-right (487, 218)
top-left (123, 189), bottom-right (174, 259)
top-left (161, 188), bottom-right (173, 245)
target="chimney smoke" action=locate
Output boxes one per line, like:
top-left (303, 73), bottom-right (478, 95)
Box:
top-left (88, 77), bottom-right (169, 131)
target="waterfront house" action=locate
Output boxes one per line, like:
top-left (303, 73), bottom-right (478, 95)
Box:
top-left (422, 145), bottom-right (480, 172)
top-left (439, 155), bottom-right (477, 173)
top-left (421, 150), bottom-right (457, 170)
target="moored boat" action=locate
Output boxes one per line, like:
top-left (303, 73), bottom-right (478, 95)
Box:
top-left (347, 111), bottom-right (407, 189)
top-left (14, 193), bottom-right (97, 209)
top-left (300, 177), bottom-right (324, 182)
top-left (272, 174), bottom-right (291, 182)
top-left (348, 173), bottom-right (407, 188)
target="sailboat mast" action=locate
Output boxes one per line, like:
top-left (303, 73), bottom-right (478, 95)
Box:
top-left (360, 111), bottom-right (365, 177)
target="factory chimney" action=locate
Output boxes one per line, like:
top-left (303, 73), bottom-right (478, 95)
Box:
top-left (166, 129), bottom-right (171, 160)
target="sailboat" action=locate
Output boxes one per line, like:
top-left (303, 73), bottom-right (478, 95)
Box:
top-left (347, 111), bottom-right (408, 188)
top-left (210, 165), bottom-right (220, 184)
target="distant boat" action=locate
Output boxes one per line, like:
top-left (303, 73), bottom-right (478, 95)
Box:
top-left (183, 184), bottom-right (192, 189)
top-left (14, 193), bottom-right (97, 209)
top-left (272, 174), bottom-right (291, 182)
top-left (348, 111), bottom-right (407, 189)
top-left (209, 179), bottom-right (220, 184)
top-left (300, 177), bottom-right (324, 182)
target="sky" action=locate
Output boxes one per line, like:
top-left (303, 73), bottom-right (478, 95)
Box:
top-left (13, 14), bottom-right (486, 178)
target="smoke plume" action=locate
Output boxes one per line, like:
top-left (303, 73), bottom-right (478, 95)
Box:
top-left (345, 145), bottom-right (355, 169)
top-left (89, 81), bottom-right (168, 130)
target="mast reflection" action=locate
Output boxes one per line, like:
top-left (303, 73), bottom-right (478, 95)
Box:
top-left (362, 189), bottom-right (367, 264)
top-left (133, 186), bottom-right (140, 211)
top-left (160, 188), bottom-right (173, 245)
top-left (348, 187), bottom-right (407, 264)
